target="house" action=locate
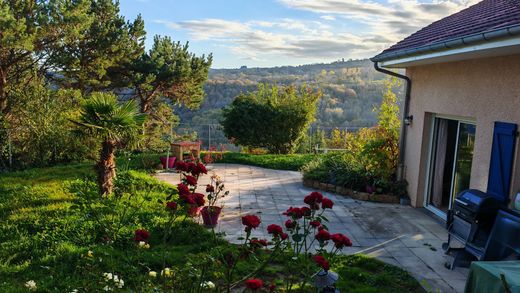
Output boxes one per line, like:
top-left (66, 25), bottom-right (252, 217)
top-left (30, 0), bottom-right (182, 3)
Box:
top-left (371, 0), bottom-right (520, 219)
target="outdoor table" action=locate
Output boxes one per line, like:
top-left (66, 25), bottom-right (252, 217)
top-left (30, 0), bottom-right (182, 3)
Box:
top-left (171, 141), bottom-right (201, 162)
top-left (464, 261), bottom-right (520, 293)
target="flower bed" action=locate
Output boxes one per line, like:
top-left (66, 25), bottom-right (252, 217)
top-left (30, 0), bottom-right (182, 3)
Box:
top-left (302, 178), bottom-right (400, 204)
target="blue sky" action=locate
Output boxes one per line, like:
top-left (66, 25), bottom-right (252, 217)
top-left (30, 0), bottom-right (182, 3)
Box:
top-left (119, 0), bottom-right (475, 68)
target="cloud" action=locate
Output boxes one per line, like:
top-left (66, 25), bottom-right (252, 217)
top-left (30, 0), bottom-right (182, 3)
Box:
top-left (278, 0), bottom-right (477, 38)
top-left (156, 0), bottom-right (476, 64)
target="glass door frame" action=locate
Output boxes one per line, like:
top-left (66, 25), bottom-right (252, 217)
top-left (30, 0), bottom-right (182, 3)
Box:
top-left (423, 114), bottom-right (476, 219)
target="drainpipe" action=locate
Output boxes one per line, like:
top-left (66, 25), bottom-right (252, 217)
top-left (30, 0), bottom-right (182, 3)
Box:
top-left (373, 62), bottom-right (411, 181)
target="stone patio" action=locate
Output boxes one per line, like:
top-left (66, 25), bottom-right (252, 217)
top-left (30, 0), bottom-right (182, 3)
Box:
top-left (156, 163), bottom-right (469, 293)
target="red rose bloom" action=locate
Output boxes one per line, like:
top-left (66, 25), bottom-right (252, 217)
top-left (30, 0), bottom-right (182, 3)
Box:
top-left (313, 255), bottom-right (330, 271)
top-left (304, 191), bottom-right (323, 209)
top-left (192, 193), bottom-right (206, 207)
top-left (175, 161), bottom-right (188, 172)
top-left (134, 229), bottom-right (150, 242)
top-left (196, 163), bottom-right (207, 175)
top-left (187, 162), bottom-right (197, 173)
top-left (321, 197), bottom-right (334, 209)
top-left (285, 219), bottom-right (296, 229)
top-left (185, 175), bottom-right (198, 186)
top-left (315, 229), bottom-right (331, 242)
top-left (283, 207), bottom-right (303, 219)
top-left (331, 233), bottom-right (353, 249)
top-left (179, 193), bottom-right (196, 205)
top-left (250, 239), bottom-right (268, 247)
top-left (166, 201), bottom-right (178, 211)
top-left (206, 184), bottom-right (215, 193)
top-left (267, 224), bottom-right (283, 236)
top-left (310, 220), bottom-right (321, 228)
top-left (245, 279), bottom-right (263, 290)
top-left (300, 206), bottom-right (312, 216)
top-left (177, 183), bottom-right (190, 196)
top-left (242, 215), bottom-right (261, 231)
top-left (280, 233), bottom-right (288, 240)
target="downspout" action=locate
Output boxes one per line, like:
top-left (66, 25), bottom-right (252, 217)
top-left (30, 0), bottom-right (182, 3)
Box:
top-left (373, 62), bottom-right (411, 181)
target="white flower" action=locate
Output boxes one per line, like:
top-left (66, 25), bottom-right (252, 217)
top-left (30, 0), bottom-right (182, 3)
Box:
top-left (148, 271), bottom-right (157, 278)
top-left (113, 275), bottom-right (119, 282)
top-left (116, 279), bottom-right (124, 289)
top-left (70, 290), bottom-right (78, 293)
top-left (138, 241), bottom-right (150, 249)
top-left (202, 281), bottom-right (216, 289)
top-left (103, 285), bottom-right (112, 291)
top-left (87, 250), bottom-right (94, 257)
top-left (138, 241), bottom-right (146, 247)
top-left (25, 280), bottom-right (37, 290)
top-left (103, 272), bottom-right (113, 281)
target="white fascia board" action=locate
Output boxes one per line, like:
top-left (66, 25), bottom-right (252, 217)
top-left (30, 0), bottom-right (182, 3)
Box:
top-left (380, 36), bottom-right (520, 68)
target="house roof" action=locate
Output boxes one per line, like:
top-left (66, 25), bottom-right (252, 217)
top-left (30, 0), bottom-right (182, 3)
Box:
top-left (372, 0), bottom-right (520, 62)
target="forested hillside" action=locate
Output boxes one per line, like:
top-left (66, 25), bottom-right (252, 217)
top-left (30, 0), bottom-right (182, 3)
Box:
top-left (178, 59), bottom-right (401, 129)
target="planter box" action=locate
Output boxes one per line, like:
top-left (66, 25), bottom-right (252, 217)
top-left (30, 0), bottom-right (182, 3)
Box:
top-left (303, 178), bottom-right (314, 188)
top-left (352, 192), bottom-right (370, 201)
top-left (319, 183), bottom-right (328, 190)
top-left (326, 184), bottom-right (336, 192)
top-left (370, 194), bottom-right (400, 204)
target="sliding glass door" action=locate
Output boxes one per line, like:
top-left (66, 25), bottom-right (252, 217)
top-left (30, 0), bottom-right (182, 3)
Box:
top-left (426, 116), bottom-right (476, 216)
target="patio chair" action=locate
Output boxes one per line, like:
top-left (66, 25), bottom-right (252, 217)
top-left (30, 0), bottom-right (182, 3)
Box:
top-left (465, 209), bottom-right (520, 261)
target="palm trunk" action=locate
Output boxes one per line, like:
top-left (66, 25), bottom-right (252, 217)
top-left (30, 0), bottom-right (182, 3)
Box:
top-left (96, 139), bottom-right (117, 196)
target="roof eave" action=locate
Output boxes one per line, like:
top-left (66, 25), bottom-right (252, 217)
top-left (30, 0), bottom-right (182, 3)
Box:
top-left (370, 24), bottom-right (520, 65)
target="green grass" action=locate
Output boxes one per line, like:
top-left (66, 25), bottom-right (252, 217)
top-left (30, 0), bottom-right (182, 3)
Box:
top-left (211, 152), bottom-right (315, 171)
top-left (0, 162), bottom-right (422, 292)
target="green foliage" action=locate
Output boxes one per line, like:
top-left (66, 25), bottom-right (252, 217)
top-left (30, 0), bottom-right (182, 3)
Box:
top-left (221, 84), bottom-right (321, 154)
top-left (211, 152), bottom-right (314, 171)
top-left (73, 92), bottom-right (146, 146)
top-left (302, 78), bottom-right (404, 194)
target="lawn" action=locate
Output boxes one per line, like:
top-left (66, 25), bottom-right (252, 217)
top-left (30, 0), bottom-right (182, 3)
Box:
top-left (0, 161), bottom-right (422, 292)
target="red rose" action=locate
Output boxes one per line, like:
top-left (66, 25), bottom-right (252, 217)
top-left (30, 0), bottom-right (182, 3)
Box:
top-left (179, 193), bottom-right (196, 205)
top-left (280, 233), bottom-right (288, 240)
top-left (315, 229), bottom-right (331, 242)
top-left (175, 161), bottom-right (188, 172)
top-left (304, 191), bottom-right (323, 209)
top-left (285, 219), bottom-right (296, 229)
top-left (313, 255), bottom-right (330, 271)
top-left (283, 207), bottom-right (303, 219)
top-left (166, 201), bottom-right (178, 211)
top-left (185, 175), bottom-right (198, 186)
top-left (310, 220), bottom-right (321, 228)
top-left (133, 229), bottom-right (150, 242)
top-left (245, 279), bottom-right (263, 290)
top-left (301, 206), bottom-right (311, 216)
top-left (187, 162), bottom-right (197, 173)
top-left (267, 224), bottom-right (283, 236)
top-left (206, 184), bottom-right (215, 193)
top-left (177, 183), bottom-right (190, 196)
top-left (331, 233), bottom-right (353, 249)
top-left (196, 163), bottom-right (207, 175)
top-left (192, 193), bottom-right (205, 207)
top-left (250, 239), bottom-right (268, 247)
top-left (321, 197), bottom-right (334, 209)
top-left (242, 215), bottom-right (261, 231)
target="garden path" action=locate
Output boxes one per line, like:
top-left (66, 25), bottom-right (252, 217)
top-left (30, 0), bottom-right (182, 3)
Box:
top-left (156, 163), bottom-right (469, 293)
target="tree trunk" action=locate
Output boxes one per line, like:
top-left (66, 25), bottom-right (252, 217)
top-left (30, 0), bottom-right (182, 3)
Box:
top-left (0, 68), bottom-right (8, 116)
top-left (96, 139), bottom-right (117, 196)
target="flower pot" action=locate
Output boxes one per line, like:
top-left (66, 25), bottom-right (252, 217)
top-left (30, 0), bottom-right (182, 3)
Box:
top-left (160, 156), bottom-right (176, 169)
top-left (200, 206), bottom-right (222, 228)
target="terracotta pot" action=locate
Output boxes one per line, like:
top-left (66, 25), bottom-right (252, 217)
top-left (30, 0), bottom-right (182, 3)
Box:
top-left (201, 206), bottom-right (222, 228)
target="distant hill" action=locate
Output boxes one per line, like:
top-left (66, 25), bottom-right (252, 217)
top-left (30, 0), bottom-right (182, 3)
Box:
top-left (176, 59), bottom-right (402, 140)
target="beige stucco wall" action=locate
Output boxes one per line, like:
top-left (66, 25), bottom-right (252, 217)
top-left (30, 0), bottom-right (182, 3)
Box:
top-left (404, 54), bottom-right (520, 208)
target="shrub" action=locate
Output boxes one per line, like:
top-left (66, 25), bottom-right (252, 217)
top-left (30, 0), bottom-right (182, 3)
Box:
top-left (221, 84), bottom-right (321, 154)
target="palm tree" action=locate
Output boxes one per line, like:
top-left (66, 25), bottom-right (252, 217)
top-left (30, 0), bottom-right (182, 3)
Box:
top-left (72, 92), bottom-right (146, 196)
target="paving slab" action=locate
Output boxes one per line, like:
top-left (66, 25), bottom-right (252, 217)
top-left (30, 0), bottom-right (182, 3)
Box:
top-left (156, 163), bottom-right (468, 292)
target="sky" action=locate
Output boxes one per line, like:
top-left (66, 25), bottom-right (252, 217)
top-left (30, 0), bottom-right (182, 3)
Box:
top-left (119, 0), bottom-right (477, 69)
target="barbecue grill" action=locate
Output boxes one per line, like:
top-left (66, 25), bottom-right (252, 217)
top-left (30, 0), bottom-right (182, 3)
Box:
top-left (443, 189), bottom-right (505, 269)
